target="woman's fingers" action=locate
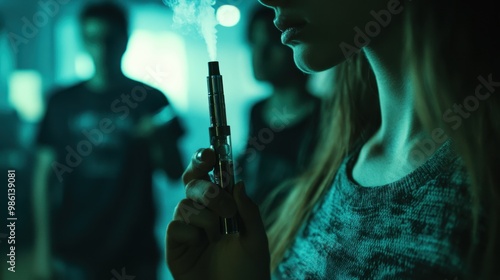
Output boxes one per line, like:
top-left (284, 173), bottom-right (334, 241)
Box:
top-left (182, 148), bottom-right (216, 185)
top-left (172, 198), bottom-right (221, 242)
top-left (175, 182), bottom-right (263, 241)
top-left (182, 148), bottom-right (237, 218)
top-left (167, 219), bottom-right (204, 247)
top-left (185, 179), bottom-right (237, 218)
top-left (166, 219), bottom-right (206, 276)
top-left (168, 148), bottom-right (270, 279)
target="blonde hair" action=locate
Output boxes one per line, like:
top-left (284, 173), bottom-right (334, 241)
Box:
top-left (267, 0), bottom-right (500, 278)
top-left (406, 0), bottom-right (500, 277)
top-left (267, 52), bottom-right (380, 269)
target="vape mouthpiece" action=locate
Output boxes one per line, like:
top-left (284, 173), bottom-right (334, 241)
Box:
top-left (208, 61), bottom-right (220, 75)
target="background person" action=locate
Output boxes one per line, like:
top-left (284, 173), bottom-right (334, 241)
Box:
top-left (237, 6), bottom-right (321, 220)
top-left (33, 3), bottom-right (185, 279)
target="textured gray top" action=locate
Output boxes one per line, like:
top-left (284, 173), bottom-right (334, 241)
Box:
top-left (275, 141), bottom-right (475, 279)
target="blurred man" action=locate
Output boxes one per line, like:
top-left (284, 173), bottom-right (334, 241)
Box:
top-left (33, 3), bottom-right (184, 279)
top-left (238, 6), bottom-right (321, 223)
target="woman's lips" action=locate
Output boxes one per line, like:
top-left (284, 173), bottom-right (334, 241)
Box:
top-left (281, 26), bottom-right (306, 44)
top-left (274, 18), bottom-right (307, 44)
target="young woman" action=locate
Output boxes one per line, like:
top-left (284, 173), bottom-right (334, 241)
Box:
top-left (166, 0), bottom-right (500, 279)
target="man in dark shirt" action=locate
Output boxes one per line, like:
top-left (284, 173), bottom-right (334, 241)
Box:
top-left (32, 3), bottom-right (184, 279)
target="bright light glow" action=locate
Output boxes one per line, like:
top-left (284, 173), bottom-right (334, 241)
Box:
top-left (75, 52), bottom-right (95, 79)
top-left (216, 5), bottom-right (240, 27)
top-left (122, 30), bottom-right (188, 111)
top-left (8, 70), bottom-right (43, 122)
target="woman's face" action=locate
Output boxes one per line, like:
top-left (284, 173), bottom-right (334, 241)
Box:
top-left (258, 0), bottom-right (392, 72)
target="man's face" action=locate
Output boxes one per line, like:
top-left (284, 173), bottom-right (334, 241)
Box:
top-left (250, 19), bottom-right (300, 86)
top-left (82, 18), bottom-right (128, 73)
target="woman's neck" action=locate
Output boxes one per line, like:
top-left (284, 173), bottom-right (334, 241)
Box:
top-left (353, 21), bottom-right (432, 186)
top-left (364, 21), bottom-right (423, 155)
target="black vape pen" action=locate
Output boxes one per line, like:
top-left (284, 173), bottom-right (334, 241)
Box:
top-left (206, 61), bottom-right (239, 234)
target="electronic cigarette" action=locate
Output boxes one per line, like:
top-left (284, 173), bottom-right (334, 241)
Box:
top-left (206, 61), bottom-right (239, 234)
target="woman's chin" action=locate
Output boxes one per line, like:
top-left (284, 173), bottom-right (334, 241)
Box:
top-left (291, 43), bottom-right (345, 73)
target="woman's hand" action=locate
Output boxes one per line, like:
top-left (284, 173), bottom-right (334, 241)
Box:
top-left (166, 148), bottom-right (270, 280)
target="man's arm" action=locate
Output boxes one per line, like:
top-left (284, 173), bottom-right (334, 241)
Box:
top-left (32, 146), bottom-right (56, 279)
top-left (150, 131), bottom-right (184, 180)
top-left (136, 114), bottom-right (185, 180)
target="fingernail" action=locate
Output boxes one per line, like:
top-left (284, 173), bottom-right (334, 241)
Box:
top-left (195, 148), bottom-right (204, 161)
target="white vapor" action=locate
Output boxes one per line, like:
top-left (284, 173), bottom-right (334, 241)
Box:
top-left (164, 0), bottom-right (218, 61)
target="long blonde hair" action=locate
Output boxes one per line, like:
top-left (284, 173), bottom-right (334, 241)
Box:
top-left (407, 0), bottom-right (500, 277)
top-left (268, 0), bottom-right (500, 278)
top-left (267, 51), bottom-right (380, 269)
